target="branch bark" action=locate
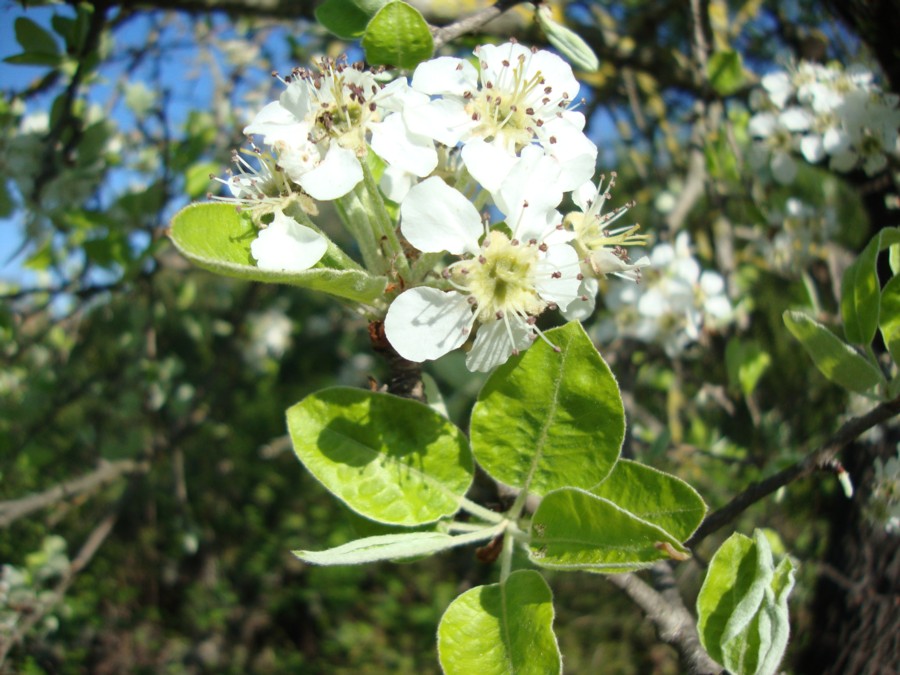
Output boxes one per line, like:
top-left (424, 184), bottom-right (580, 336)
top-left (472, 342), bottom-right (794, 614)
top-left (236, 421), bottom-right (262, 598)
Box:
top-left (687, 394), bottom-right (900, 548)
top-left (0, 460), bottom-right (148, 528)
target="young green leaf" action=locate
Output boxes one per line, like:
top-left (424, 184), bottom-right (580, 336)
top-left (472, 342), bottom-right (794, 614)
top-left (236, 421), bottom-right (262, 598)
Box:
top-left (841, 235), bottom-right (881, 345)
top-left (591, 459), bottom-right (707, 541)
top-left (315, 0), bottom-right (371, 39)
top-left (438, 570), bottom-right (561, 675)
top-left (529, 487), bottom-right (689, 573)
top-left (725, 339), bottom-right (771, 398)
top-left (535, 5), bottom-right (599, 72)
top-left (361, 1), bottom-right (434, 70)
top-left (698, 531), bottom-right (795, 675)
top-left (707, 50), bottom-right (747, 96)
top-left (783, 310), bottom-right (884, 394)
top-left (169, 203), bottom-right (387, 305)
top-left (470, 322), bottom-right (624, 496)
top-left (14, 17), bottom-right (60, 57)
top-left (287, 387), bottom-right (474, 526)
top-left (879, 275), bottom-right (900, 366)
top-left (293, 528), bottom-right (498, 566)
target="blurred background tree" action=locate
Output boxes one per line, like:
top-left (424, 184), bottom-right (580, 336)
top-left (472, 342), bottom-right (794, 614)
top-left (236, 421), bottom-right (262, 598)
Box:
top-left (1, 0), bottom-right (897, 672)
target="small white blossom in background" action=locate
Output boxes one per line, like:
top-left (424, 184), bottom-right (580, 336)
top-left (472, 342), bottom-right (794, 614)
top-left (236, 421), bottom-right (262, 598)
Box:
top-left (244, 307), bottom-right (294, 371)
top-left (869, 447), bottom-right (900, 535)
top-left (745, 196), bottom-right (839, 275)
top-left (749, 60), bottom-right (900, 181)
top-left (384, 147), bottom-right (581, 372)
top-left (596, 232), bottom-right (733, 356)
top-left (402, 41), bottom-right (597, 192)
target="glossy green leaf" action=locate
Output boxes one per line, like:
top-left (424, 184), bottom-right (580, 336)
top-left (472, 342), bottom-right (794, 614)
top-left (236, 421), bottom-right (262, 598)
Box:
top-left (880, 274), bottom-right (900, 366)
top-left (315, 0), bottom-right (371, 39)
top-left (287, 387), bottom-right (474, 526)
top-left (438, 570), bottom-right (560, 675)
top-left (293, 527), bottom-right (497, 566)
top-left (169, 202), bottom-right (387, 304)
top-left (783, 311), bottom-right (884, 394)
top-left (591, 459), bottom-right (707, 542)
top-left (470, 322), bottom-right (624, 496)
top-left (529, 488), bottom-right (688, 573)
top-left (14, 17), bottom-right (59, 56)
top-left (707, 50), bottom-right (747, 96)
top-left (842, 227), bottom-right (900, 344)
top-left (890, 243), bottom-right (900, 276)
top-left (698, 531), bottom-right (795, 675)
top-left (535, 5), bottom-right (599, 71)
top-left (361, 1), bottom-right (434, 70)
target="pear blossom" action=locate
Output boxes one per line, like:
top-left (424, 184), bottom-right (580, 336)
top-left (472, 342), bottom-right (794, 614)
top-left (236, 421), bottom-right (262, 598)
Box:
top-left (597, 232), bottom-right (732, 356)
top-left (250, 209), bottom-right (327, 272)
top-left (384, 151), bottom-right (581, 372)
top-left (243, 57), bottom-right (437, 201)
top-left (403, 42), bottom-right (597, 192)
top-left (561, 173), bottom-right (651, 320)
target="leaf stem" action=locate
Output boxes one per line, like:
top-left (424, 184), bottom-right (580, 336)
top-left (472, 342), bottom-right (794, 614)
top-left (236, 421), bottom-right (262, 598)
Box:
top-left (458, 496), bottom-right (505, 523)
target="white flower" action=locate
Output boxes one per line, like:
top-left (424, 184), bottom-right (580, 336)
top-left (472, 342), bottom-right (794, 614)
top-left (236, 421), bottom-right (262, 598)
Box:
top-left (250, 209), bottom-right (327, 272)
top-left (599, 232), bottom-right (732, 356)
top-left (244, 58), bottom-right (436, 201)
top-left (403, 42), bottom-right (597, 192)
top-left (561, 173), bottom-right (650, 320)
top-left (384, 152), bottom-right (581, 371)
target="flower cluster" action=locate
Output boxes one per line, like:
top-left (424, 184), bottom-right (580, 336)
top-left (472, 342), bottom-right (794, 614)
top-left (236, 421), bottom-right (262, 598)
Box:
top-left (749, 61), bottom-right (900, 183)
top-left (596, 232), bottom-right (733, 357)
top-left (213, 43), bottom-right (658, 371)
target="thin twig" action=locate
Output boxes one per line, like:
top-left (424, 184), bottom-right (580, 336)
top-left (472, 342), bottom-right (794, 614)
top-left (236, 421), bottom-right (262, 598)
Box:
top-left (0, 460), bottom-right (147, 528)
top-left (431, 0), bottom-right (524, 51)
top-left (687, 395), bottom-right (900, 548)
top-left (0, 511), bottom-right (118, 665)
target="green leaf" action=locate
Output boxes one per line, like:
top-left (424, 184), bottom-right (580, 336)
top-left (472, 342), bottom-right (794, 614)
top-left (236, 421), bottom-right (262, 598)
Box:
top-left (315, 0), bottom-right (371, 39)
top-left (438, 570), bottom-right (561, 675)
top-left (184, 162), bottom-right (218, 199)
top-left (286, 387), bottom-right (474, 526)
top-left (890, 243), bottom-right (900, 277)
top-left (535, 5), bottom-right (599, 71)
top-left (707, 50), bottom-right (747, 96)
top-left (841, 235), bottom-right (881, 345)
top-left (470, 322), bottom-right (624, 496)
top-left (880, 275), bottom-right (900, 366)
top-left (293, 528), bottom-right (498, 566)
top-left (361, 1), bottom-right (434, 70)
top-left (169, 202), bottom-right (387, 305)
top-left (725, 339), bottom-right (771, 397)
top-left (783, 311), bottom-right (884, 394)
top-left (3, 52), bottom-right (63, 67)
top-left (14, 17), bottom-right (59, 57)
top-left (529, 488), bottom-right (688, 573)
top-left (698, 531), bottom-right (795, 675)
top-left (591, 459), bottom-right (707, 542)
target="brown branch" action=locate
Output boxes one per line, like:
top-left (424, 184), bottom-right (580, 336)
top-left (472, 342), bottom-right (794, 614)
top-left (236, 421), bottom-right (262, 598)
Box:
top-left (608, 563), bottom-right (723, 674)
top-left (0, 460), bottom-right (148, 528)
top-left (686, 394), bottom-right (900, 548)
top-left (431, 0), bottom-right (524, 51)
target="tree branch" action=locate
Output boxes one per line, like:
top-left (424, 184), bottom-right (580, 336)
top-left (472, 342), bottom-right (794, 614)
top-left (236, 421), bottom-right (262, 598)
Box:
top-left (608, 563), bottom-right (723, 674)
top-left (0, 460), bottom-right (148, 528)
top-left (686, 394), bottom-right (900, 548)
top-left (431, 0), bottom-right (523, 51)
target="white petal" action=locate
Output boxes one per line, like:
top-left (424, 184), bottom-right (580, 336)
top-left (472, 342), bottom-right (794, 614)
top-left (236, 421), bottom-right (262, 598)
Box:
top-left (779, 107), bottom-right (812, 132)
top-left (384, 288), bottom-right (474, 362)
top-left (466, 317), bottom-right (532, 372)
top-left (535, 243), bottom-right (582, 310)
top-left (560, 277), bottom-right (598, 321)
top-left (379, 165), bottom-right (416, 203)
top-left (298, 145), bottom-right (362, 200)
top-left (800, 134), bottom-right (825, 163)
top-left (770, 151), bottom-right (797, 184)
top-left (748, 112), bottom-right (776, 138)
top-left (493, 145), bottom-right (564, 229)
top-left (370, 113), bottom-right (438, 177)
top-left (250, 211), bottom-right (327, 272)
top-left (403, 97), bottom-right (472, 147)
top-left (400, 176), bottom-right (482, 255)
top-left (461, 139), bottom-right (518, 193)
top-left (539, 118), bottom-right (597, 190)
top-left (571, 180), bottom-right (597, 213)
top-left (412, 57), bottom-right (478, 96)
top-left (243, 101), bottom-right (301, 141)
